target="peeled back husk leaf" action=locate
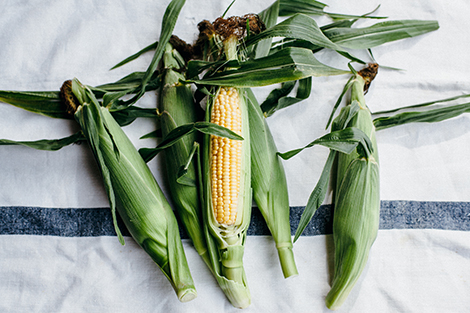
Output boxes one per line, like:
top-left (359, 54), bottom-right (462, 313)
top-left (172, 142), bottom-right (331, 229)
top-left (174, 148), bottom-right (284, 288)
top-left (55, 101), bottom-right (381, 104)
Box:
top-left (246, 88), bottom-right (298, 278)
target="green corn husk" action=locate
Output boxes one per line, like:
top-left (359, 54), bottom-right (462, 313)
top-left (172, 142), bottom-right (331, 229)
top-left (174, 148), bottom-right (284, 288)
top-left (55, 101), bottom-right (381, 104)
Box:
top-left (202, 86), bottom-right (252, 309)
top-left (62, 78), bottom-right (197, 302)
top-left (246, 88), bottom-right (298, 278)
top-left (159, 43), bottom-right (211, 268)
top-left (325, 73), bottom-right (380, 310)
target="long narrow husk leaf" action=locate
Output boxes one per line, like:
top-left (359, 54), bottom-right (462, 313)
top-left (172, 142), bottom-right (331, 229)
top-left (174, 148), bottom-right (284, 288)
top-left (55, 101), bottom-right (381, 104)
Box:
top-left (92, 71), bottom-right (161, 97)
top-left (111, 106), bottom-right (159, 127)
top-left (373, 101), bottom-right (470, 131)
top-left (110, 41), bottom-right (159, 70)
top-left (370, 93), bottom-right (470, 131)
top-left (261, 77), bottom-right (312, 117)
top-left (244, 13), bottom-right (346, 52)
top-left (0, 90), bottom-right (68, 119)
top-left (190, 47), bottom-right (349, 87)
top-left (0, 132), bottom-right (85, 151)
top-left (294, 150), bottom-right (335, 242)
top-left (139, 121), bottom-right (243, 163)
top-left (110, 0), bottom-right (186, 110)
top-left (372, 93), bottom-right (470, 115)
top-left (278, 0), bottom-right (326, 17)
top-left (324, 5), bottom-right (385, 21)
top-left (278, 125), bottom-right (373, 161)
top-left (255, 0), bottom-right (280, 58)
top-left (269, 19), bottom-right (438, 64)
top-left (138, 0), bottom-right (185, 95)
top-left (325, 20), bottom-right (439, 50)
top-left (0, 72), bottom-right (161, 124)
top-left (278, 0), bottom-right (385, 20)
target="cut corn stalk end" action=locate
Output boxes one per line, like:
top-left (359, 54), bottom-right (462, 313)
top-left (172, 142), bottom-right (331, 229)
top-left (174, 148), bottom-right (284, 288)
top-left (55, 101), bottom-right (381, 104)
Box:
top-left (177, 289), bottom-right (198, 303)
top-left (277, 244), bottom-right (298, 278)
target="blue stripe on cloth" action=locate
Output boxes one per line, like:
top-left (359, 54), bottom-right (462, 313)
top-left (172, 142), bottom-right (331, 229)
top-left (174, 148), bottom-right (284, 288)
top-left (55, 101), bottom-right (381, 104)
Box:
top-left (1, 201), bottom-right (470, 238)
top-left (0, 207), bottom-right (130, 237)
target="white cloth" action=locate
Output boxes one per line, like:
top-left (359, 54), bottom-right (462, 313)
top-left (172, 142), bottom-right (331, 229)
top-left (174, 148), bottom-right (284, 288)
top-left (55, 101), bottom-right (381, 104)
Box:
top-left (1, 0), bottom-right (470, 312)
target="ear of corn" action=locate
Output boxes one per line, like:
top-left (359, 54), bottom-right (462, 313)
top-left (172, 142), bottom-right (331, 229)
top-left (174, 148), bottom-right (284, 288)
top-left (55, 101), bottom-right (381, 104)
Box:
top-left (203, 85), bottom-right (252, 309)
top-left (160, 43), bottom-right (211, 268)
top-left (246, 88), bottom-right (298, 278)
top-left (63, 78), bottom-right (197, 302)
top-left (325, 73), bottom-right (380, 310)
top-left (194, 20), bottom-right (255, 308)
top-left (160, 42), bottom-right (253, 308)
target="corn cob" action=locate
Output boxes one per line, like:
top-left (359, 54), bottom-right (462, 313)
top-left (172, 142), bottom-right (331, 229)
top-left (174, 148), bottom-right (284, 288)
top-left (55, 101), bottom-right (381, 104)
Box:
top-left (60, 78), bottom-right (196, 302)
top-left (209, 86), bottom-right (244, 226)
top-left (325, 69), bottom-right (380, 310)
top-left (246, 88), bottom-right (298, 278)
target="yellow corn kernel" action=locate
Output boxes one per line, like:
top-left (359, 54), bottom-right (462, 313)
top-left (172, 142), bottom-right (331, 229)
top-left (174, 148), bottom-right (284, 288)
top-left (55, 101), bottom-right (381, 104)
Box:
top-left (210, 87), bottom-right (242, 226)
